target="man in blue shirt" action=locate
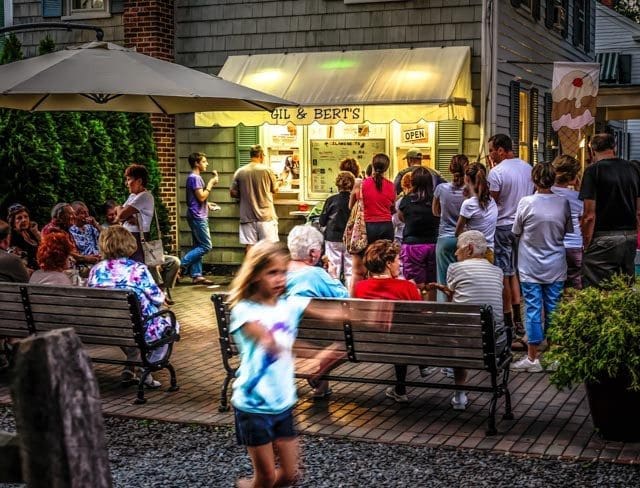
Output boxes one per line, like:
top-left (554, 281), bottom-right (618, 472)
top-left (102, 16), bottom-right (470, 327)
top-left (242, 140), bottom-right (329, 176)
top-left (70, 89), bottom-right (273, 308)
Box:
top-left (182, 152), bottom-right (220, 285)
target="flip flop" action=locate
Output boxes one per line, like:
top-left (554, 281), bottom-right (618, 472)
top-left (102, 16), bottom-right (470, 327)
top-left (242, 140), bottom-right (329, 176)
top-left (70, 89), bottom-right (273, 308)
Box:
top-left (192, 276), bottom-right (214, 286)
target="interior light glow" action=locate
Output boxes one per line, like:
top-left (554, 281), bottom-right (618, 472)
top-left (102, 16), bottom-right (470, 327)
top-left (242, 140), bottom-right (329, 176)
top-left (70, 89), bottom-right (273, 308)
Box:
top-left (246, 69), bottom-right (283, 87)
top-left (399, 69), bottom-right (432, 81)
top-left (320, 59), bottom-right (357, 70)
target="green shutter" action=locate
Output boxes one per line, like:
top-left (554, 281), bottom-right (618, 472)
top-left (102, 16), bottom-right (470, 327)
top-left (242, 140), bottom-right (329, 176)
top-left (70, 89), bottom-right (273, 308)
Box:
top-left (509, 80), bottom-right (521, 158)
top-left (42, 0), bottom-right (62, 18)
top-left (435, 120), bottom-right (463, 181)
top-left (235, 125), bottom-right (259, 169)
top-left (529, 88), bottom-right (539, 165)
top-left (0, 0), bottom-right (5, 27)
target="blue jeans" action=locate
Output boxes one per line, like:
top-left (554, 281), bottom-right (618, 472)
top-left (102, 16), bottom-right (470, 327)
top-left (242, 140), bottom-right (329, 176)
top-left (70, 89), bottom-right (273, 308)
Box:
top-left (521, 281), bottom-right (564, 345)
top-left (436, 236), bottom-right (457, 302)
top-left (182, 216), bottom-right (212, 278)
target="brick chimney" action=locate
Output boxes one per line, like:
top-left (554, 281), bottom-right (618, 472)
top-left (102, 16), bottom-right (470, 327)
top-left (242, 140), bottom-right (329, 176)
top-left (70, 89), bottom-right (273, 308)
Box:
top-left (600, 0), bottom-right (615, 8)
top-left (123, 1), bottom-right (177, 248)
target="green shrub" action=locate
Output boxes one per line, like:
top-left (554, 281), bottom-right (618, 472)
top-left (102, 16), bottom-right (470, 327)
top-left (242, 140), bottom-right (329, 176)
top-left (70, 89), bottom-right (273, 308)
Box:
top-left (545, 274), bottom-right (640, 391)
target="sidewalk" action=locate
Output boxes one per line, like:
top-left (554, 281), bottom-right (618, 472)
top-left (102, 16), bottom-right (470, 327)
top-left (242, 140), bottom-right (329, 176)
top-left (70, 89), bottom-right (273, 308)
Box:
top-left (1, 281), bottom-right (638, 464)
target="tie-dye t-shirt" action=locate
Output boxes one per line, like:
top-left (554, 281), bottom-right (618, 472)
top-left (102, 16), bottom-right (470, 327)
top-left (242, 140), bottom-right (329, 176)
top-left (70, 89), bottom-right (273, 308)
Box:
top-left (230, 296), bottom-right (310, 414)
top-left (87, 258), bottom-right (178, 344)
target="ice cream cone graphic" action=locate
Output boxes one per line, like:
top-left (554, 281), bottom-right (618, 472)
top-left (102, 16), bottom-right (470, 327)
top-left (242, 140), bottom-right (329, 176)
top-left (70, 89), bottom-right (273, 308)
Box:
top-left (558, 126), bottom-right (581, 157)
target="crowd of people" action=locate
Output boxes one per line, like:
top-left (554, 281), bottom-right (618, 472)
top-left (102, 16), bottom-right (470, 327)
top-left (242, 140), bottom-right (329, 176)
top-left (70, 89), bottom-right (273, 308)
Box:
top-left (226, 132), bottom-right (640, 487)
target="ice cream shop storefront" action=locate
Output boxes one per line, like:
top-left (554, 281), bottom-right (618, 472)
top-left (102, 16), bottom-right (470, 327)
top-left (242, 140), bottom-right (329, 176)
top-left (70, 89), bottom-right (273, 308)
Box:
top-left (196, 47), bottom-right (477, 212)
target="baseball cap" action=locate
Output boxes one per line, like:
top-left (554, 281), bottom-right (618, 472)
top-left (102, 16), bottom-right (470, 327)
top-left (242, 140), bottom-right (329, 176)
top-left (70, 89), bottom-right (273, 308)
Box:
top-left (403, 149), bottom-right (423, 160)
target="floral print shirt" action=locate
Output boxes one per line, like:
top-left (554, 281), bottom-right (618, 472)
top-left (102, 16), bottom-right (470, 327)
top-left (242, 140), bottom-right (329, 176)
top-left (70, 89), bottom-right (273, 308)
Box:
top-left (69, 224), bottom-right (100, 256)
top-left (87, 258), bottom-right (178, 344)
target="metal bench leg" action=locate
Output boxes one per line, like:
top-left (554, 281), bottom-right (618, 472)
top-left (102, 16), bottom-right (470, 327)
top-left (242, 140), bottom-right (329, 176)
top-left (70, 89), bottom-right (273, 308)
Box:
top-left (165, 363), bottom-right (180, 392)
top-left (486, 393), bottom-right (498, 435)
top-left (219, 373), bottom-right (233, 412)
top-left (135, 369), bottom-right (150, 405)
top-left (502, 369), bottom-right (514, 420)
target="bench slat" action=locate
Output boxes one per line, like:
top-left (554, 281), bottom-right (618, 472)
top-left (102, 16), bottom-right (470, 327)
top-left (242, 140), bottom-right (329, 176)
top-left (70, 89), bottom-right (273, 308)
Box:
top-left (32, 313), bottom-right (134, 329)
top-left (28, 295), bottom-right (130, 310)
top-left (31, 304), bottom-right (132, 320)
top-left (353, 351), bottom-right (487, 370)
top-left (0, 325), bottom-right (30, 337)
top-left (389, 311), bottom-right (482, 326)
top-left (346, 299), bottom-right (483, 315)
top-left (350, 322), bottom-right (483, 338)
top-left (72, 334), bottom-right (137, 347)
top-left (36, 322), bottom-right (135, 339)
top-left (0, 301), bottom-right (27, 312)
top-left (27, 285), bottom-right (130, 300)
top-left (345, 341), bottom-right (484, 359)
top-left (4, 310), bottom-right (28, 321)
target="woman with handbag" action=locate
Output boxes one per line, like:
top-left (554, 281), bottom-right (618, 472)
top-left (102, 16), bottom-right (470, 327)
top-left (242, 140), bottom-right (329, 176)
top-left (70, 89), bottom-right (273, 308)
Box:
top-left (116, 164), bottom-right (156, 264)
top-left (346, 153), bottom-right (396, 294)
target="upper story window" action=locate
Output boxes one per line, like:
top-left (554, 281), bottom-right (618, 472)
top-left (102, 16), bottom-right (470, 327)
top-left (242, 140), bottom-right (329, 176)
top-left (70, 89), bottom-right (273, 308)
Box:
top-left (41, 0), bottom-right (112, 20)
top-left (572, 0), bottom-right (591, 52)
top-left (72, 0), bottom-right (104, 12)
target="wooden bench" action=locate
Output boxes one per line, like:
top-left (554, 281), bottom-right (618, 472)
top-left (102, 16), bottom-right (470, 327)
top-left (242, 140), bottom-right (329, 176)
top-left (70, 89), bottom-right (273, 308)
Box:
top-left (212, 293), bottom-right (513, 435)
top-left (0, 282), bottom-right (180, 404)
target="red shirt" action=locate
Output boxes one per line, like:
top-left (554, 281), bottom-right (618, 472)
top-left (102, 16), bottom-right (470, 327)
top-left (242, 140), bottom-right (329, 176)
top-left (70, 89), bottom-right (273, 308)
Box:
top-left (361, 177), bottom-right (395, 223)
top-left (354, 278), bottom-right (422, 301)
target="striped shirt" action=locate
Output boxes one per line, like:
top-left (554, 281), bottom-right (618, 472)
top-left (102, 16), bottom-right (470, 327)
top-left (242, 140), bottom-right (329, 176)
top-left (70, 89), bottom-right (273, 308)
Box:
top-left (447, 258), bottom-right (506, 350)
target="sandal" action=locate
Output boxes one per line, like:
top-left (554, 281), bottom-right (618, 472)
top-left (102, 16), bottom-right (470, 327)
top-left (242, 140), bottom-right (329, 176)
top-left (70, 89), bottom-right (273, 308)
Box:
top-left (192, 276), bottom-right (214, 286)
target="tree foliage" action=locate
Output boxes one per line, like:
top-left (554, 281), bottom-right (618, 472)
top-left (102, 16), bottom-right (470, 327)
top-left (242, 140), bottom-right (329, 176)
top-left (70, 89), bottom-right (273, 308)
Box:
top-left (614, 0), bottom-right (640, 23)
top-left (0, 36), bottom-right (171, 243)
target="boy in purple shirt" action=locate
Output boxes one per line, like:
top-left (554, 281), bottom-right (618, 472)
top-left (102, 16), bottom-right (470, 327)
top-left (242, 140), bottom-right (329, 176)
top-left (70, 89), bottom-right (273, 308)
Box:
top-left (183, 152), bottom-right (220, 285)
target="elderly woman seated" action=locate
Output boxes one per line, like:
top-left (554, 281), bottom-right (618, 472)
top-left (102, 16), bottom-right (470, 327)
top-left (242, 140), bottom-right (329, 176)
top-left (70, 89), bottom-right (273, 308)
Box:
top-left (88, 226), bottom-right (180, 388)
top-left (7, 203), bottom-right (41, 273)
top-left (29, 232), bottom-right (74, 286)
top-left (430, 230), bottom-right (507, 411)
top-left (286, 224), bottom-right (349, 399)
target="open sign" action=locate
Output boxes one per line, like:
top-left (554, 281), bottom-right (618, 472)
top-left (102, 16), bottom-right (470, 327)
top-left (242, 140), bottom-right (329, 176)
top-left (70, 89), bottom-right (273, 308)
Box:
top-left (402, 128), bottom-right (427, 143)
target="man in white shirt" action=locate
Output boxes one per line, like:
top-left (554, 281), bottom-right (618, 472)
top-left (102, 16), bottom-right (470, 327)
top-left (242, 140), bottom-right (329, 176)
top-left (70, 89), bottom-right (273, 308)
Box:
top-left (487, 134), bottom-right (534, 334)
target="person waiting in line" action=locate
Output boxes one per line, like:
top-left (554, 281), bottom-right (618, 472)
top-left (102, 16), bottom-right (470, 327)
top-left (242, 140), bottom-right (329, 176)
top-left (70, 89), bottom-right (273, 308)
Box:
top-left (551, 155), bottom-right (584, 290)
top-left (455, 163), bottom-right (498, 262)
top-left (393, 149), bottom-right (447, 196)
top-left (320, 171), bottom-right (356, 288)
top-left (69, 201), bottom-right (102, 264)
top-left (429, 230), bottom-right (507, 410)
top-left (392, 172), bottom-right (413, 245)
top-left (511, 162), bottom-right (572, 373)
top-left (433, 155), bottom-right (468, 301)
top-left (286, 225), bottom-right (349, 399)
top-left (339, 157), bottom-right (360, 180)
top-left (88, 226), bottom-right (179, 388)
top-left (29, 232), bottom-right (73, 286)
top-left (7, 203), bottom-right (41, 273)
top-left (353, 240), bottom-right (422, 403)
top-left (397, 167), bottom-right (440, 301)
top-left (349, 154), bottom-right (396, 294)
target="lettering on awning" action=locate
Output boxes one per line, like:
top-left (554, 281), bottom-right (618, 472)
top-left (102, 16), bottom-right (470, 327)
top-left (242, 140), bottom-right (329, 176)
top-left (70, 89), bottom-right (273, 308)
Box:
top-left (271, 106), bottom-right (364, 125)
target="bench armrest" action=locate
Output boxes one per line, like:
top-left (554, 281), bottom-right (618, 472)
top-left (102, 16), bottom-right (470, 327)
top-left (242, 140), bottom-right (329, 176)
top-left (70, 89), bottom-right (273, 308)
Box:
top-left (141, 309), bottom-right (180, 348)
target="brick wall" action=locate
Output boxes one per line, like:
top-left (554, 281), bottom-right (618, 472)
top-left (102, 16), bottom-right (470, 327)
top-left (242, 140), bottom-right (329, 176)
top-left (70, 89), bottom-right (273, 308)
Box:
top-left (124, 1), bottom-right (178, 249)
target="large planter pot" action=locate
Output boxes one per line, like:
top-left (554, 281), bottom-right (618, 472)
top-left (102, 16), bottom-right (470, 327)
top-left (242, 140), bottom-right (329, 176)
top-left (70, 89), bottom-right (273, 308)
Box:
top-left (585, 373), bottom-right (640, 442)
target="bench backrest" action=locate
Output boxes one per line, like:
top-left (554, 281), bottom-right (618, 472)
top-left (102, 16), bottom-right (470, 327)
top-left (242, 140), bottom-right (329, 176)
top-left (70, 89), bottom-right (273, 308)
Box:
top-left (212, 294), bottom-right (497, 372)
top-left (0, 282), bottom-right (141, 348)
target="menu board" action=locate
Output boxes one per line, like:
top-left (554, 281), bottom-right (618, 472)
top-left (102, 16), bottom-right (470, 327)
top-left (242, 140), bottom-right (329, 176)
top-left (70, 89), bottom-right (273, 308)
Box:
top-left (309, 139), bottom-right (386, 194)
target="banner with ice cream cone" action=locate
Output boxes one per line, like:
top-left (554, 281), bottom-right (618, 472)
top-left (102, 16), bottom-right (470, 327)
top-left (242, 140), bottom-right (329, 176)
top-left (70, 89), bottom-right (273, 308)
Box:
top-left (551, 62), bottom-right (600, 157)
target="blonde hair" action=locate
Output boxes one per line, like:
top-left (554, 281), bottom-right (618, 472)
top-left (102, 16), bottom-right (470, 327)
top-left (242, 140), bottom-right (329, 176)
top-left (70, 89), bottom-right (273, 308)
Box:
top-left (552, 154), bottom-right (582, 186)
top-left (99, 226), bottom-right (138, 259)
top-left (228, 240), bottom-right (290, 308)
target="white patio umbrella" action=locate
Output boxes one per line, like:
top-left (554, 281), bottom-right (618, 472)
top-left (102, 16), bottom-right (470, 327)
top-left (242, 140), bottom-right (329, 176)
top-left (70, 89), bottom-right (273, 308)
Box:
top-left (0, 41), bottom-right (294, 113)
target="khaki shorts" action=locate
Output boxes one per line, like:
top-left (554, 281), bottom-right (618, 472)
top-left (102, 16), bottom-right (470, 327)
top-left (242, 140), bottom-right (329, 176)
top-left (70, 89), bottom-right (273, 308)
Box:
top-left (239, 220), bottom-right (279, 245)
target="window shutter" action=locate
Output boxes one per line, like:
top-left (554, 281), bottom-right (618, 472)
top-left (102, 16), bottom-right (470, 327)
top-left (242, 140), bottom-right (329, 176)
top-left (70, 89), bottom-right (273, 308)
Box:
top-left (572, 1), bottom-right (580, 47)
top-left (111, 0), bottom-right (124, 14)
top-left (0, 0), bottom-right (5, 28)
top-left (561, 0), bottom-right (569, 38)
top-left (42, 0), bottom-right (61, 18)
top-left (529, 88), bottom-right (539, 164)
top-left (545, 0), bottom-right (555, 28)
top-left (532, 0), bottom-right (541, 21)
top-left (235, 125), bottom-right (259, 169)
top-left (435, 120), bottom-right (463, 181)
top-left (543, 92), bottom-right (557, 162)
top-left (509, 80), bottom-right (521, 159)
top-left (584, 0), bottom-right (591, 53)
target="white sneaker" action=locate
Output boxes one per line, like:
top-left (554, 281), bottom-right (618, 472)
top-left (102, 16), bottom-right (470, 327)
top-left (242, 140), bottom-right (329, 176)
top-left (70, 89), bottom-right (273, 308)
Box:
top-left (451, 392), bottom-right (468, 411)
top-left (419, 366), bottom-right (437, 377)
top-left (441, 367), bottom-right (455, 378)
top-left (510, 356), bottom-right (543, 373)
top-left (143, 375), bottom-right (162, 389)
top-left (385, 386), bottom-right (409, 403)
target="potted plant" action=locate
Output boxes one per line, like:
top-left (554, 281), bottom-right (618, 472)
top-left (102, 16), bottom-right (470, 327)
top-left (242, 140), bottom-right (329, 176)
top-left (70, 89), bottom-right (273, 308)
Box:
top-left (545, 274), bottom-right (640, 442)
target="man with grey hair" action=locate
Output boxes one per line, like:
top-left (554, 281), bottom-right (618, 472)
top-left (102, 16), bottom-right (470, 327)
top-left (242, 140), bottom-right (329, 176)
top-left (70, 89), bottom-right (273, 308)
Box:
top-left (230, 144), bottom-right (282, 251)
top-left (41, 203), bottom-right (94, 266)
top-left (430, 230), bottom-right (506, 411)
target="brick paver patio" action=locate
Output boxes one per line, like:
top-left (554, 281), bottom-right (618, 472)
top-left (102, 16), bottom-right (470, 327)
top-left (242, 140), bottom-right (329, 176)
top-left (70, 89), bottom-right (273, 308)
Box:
top-left (1, 280), bottom-right (639, 464)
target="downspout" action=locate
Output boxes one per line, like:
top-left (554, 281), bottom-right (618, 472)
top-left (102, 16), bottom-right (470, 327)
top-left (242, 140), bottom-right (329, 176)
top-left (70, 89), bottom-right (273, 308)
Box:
top-left (480, 0), bottom-right (498, 161)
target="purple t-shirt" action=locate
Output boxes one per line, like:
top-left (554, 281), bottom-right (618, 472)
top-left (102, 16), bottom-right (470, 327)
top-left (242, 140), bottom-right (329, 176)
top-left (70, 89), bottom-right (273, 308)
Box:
top-left (186, 173), bottom-right (207, 219)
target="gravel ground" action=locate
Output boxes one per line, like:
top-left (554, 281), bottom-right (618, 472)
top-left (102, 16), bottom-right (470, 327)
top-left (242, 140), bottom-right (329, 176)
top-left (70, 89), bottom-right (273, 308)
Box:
top-left (0, 406), bottom-right (638, 487)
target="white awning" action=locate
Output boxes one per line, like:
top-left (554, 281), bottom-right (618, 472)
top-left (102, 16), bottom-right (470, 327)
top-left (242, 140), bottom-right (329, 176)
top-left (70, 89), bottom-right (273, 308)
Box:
top-left (196, 46), bottom-right (475, 126)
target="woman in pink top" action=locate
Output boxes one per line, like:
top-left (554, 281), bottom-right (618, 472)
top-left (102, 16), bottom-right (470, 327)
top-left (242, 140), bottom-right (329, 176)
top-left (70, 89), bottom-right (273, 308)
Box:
top-left (349, 153), bottom-right (396, 293)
